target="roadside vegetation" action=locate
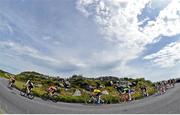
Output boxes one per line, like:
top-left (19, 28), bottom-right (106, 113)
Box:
top-left (0, 69), bottom-right (157, 104)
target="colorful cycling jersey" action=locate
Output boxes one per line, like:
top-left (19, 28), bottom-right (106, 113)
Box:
top-left (93, 89), bottom-right (101, 93)
top-left (48, 86), bottom-right (57, 92)
top-left (26, 80), bottom-right (34, 88)
top-left (123, 86), bottom-right (130, 91)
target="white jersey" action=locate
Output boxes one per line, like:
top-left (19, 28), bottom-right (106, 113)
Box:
top-left (26, 80), bottom-right (34, 87)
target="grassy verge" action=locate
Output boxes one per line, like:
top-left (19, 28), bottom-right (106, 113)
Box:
top-left (0, 109), bottom-right (4, 114)
top-left (1, 75), bottom-right (157, 104)
top-left (0, 73), bottom-right (10, 79)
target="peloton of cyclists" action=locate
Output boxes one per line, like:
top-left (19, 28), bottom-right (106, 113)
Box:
top-left (154, 78), bottom-right (176, 96)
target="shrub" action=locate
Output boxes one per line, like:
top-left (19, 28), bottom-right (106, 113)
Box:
top-left (57, 96), bottom-right (85, 103)
top-left (102, 95), bottom-right (120, 104)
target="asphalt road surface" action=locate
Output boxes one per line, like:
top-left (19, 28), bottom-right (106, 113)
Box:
top-left (0, 78), bottom-right (180, 114)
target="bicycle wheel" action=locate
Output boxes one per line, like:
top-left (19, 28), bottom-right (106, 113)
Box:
top-left (42, 93), bottom-right (49, 101)
top-left (84, 98), bottom-right (89, 104)
top-left (7, 84), bottom-right (13, 89)
top-left (87, 97), bottom-right (97, 104)
top-left (28, 92), bottom-right (34, 99)
top-left (51, 94), bottom-right (59, 103)
top-left (85, 97), bottom-right (95, 104)
top-left (20, 88), bottom-right (26, 96)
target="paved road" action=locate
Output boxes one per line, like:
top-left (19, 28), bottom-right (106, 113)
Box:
top-left (0, 78), bottom-right (180, 114)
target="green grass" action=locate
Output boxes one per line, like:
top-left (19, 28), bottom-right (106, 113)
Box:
top-left (0, 72), bottom-right (9, 79)
top-left (0, 109), bottom-right (4, 114)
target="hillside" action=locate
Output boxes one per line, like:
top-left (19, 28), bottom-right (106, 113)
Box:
top-left (0, 69), bottom-right (157, 103)
top-left (0, 69), bottom-right (13, 79)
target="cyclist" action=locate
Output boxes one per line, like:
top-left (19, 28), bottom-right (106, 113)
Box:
top-left (9, 76), bottom-right (16, 87)
top-left (172, 79), bottom-right (176, 87)
top-left (161, 81), bottom-right (166, 93)
top-left (116, 82), bottom-right (131, 102)
top-left (124, 83), bottom-right (132, 101)
top-left (63, 80), bottom-right (71, 89)
top-left (155, 82), bottom-right (161, 95)
top-left (47, 85), bottom-right (57, 96)
top-left (167, 80), bottom-right (171, 88)
top-left (93, 89), bottom-right (103, 104)
top-left (140, 85), bottom-right (148, 97)
top-left (25, 79), bottom-right (34, 95)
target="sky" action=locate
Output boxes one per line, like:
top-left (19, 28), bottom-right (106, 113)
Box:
top-left (0, 0), bottom-right (179, 81)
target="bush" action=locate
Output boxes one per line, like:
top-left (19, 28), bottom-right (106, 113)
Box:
top-left (57, 96), bottom-right (85, 103)
top-left (0, 72), bottom-right (11, 79)
top-left (133, 92), bottom-right (143, 100)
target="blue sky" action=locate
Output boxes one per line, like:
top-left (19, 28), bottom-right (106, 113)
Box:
top-left (0, 0), bottom-right (179, 81)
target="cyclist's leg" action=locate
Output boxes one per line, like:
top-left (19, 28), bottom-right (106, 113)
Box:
top-left (27, 86), bottom-right (30, 94)
top-left (123, 94), bottom-right (127, 102)
top-left (50, 90), bottom-right (54, 96)
top-left (89, 96), bottom-right (94, 103)
top-left (120, 92), bottom-right (124, 102)
top-left (97, 96), bottom-right (100, 104)
top-left (9, 81), bottom-right (12, 87)
top-left (93, 96), bottom-right (97, 103)
top-left (100, 96), bottom-right (104, 103)
top-left (123, 94), bottom-right (126, 102)
top-left (51, 90), bottom-right (56, 96)
top-left (141, 90), bottom-right (144, 96)
top-left (11, 80), bottom-right (15, 87)
top-left (98, 95), bottom-right (103, 104)
top-left (8, 80), bottom-right (12, 87)
top-left (124, 93), bottom-right (128, 102)
top-left (143, 90), bottom-right (146, 96)
top-left (128, 92), bottom-right (132, 101)
top-left (29, 87), bottom-right (32, 93)
top-left (88, 96), bottom-right (92, 102)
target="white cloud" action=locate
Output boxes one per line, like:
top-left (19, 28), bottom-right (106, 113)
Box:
top-left (77, 0), bottom-right (180, 68)
top-left (42, 36), bottom-right (52, 40)
top-left (0, 41), bottom-right (86, 71)
top-left (0, 41), bottom-right (56, 62)
top-left (77, 0), bottom-right (151, 64)
top-left (144, 41), bottom-right (180, 68)
top-left (142, 0), bottom-right (180, 40)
